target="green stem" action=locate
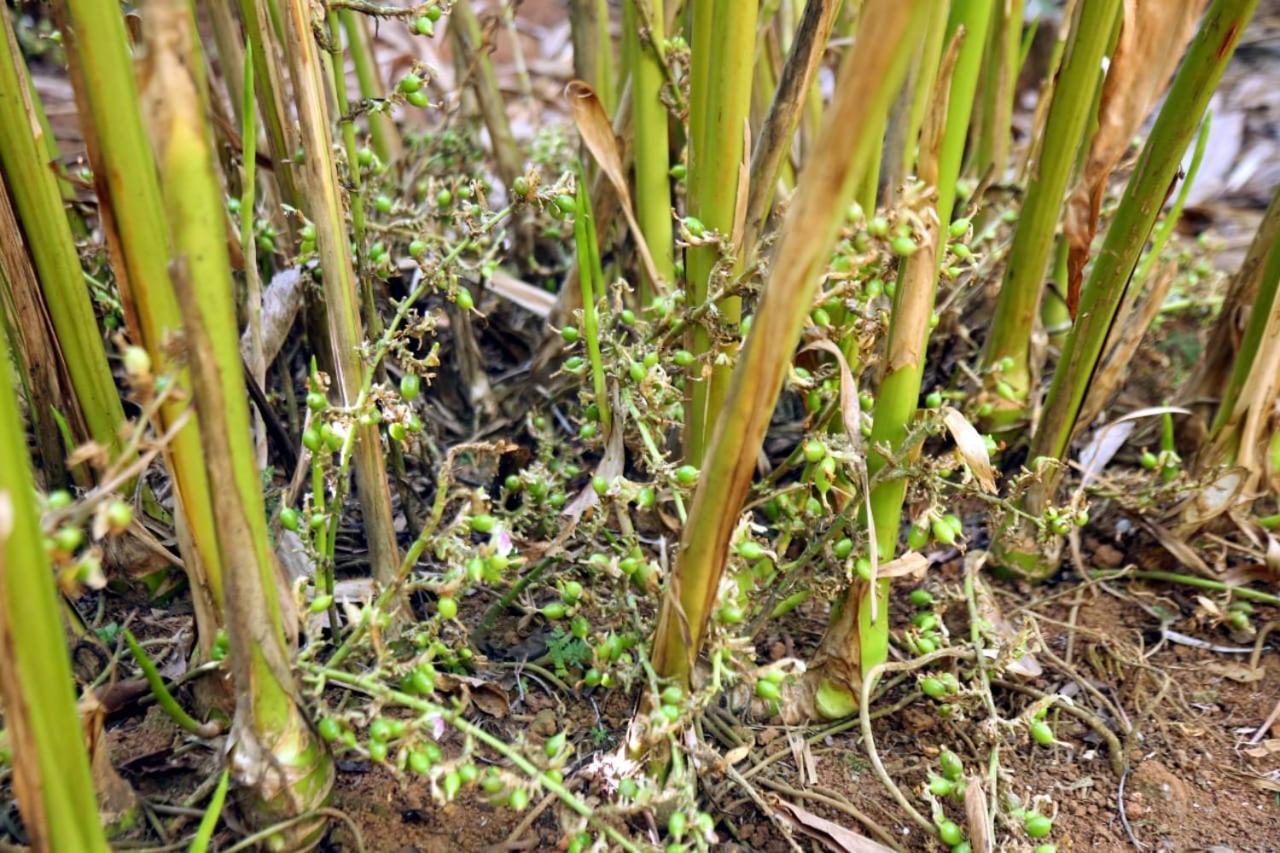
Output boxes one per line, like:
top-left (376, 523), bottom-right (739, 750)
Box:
top-left (0, 13), bottom-right (128, 463)
top-left (980, 0), bottom-right (1121, 428)
top-left (575, 170), bottom-right (612, 434)
top-left (123, 629), bottom-right (218, 737)
top-left (1091, 570), bottom-right (1280, 607)
top-left (57, 0), bottom-right (226, 651)
top-left (854, 0), bottom-right (993, 694)
top-left (189, 770), bottom-right (230, 853)
top-left (624, 0), bottom-right (674, 305)
top-left (651, 0), bottom-right (925, 684)
top-left (683, 0), bottom-right (758, 465)
top-left (0, 320), bottom-right (106, 852)
top-left (341, 9), bottom-right (400, 163)
top-left (1029, 0), bottom-right (1258, 472)
top-left (142, 3), bottom-right (333, 840)
top-left (280, 0), bottom-right (401, 592)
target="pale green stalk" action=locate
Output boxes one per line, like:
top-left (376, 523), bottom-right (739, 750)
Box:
top-left (1006, 0), bottom-right (1259, 576)
top-left (57, 0), bottom-right (226, 652)
top-left (971, 0), bottom-right (1024, 179)
top-left (141, 3), bottom-right (332, 839)
top-left (651, 0), bottom-right (924, 684)
top-left (828, 0), bottom-right (993, 711)
top-left (980, 0), bottom-right (1121, 429)
top-left (624, 0), bottom-right (674, 305)
top-left (683, 0), bottom-right (758, 465)
top-left (0, 13), bottom-right (127, 461)
top-left (0, 326), bottom-right (106, 852)
top-left (341, 9), bottom-right (401, 163)
top-left (280, 0), bottom-right (401, 592)
top-left (237, 0), bottom-right (299, 209)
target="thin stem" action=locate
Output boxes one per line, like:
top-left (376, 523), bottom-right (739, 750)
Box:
top-left (575, 172), bottom-right (612, 433)
top-left (123, 629), bottom-right (220, 737)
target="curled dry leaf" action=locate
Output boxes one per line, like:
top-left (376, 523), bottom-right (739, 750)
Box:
top-left (564, 81), bottom-right (664, 290)
top-left (1077, 405), bottom-right (1190, 487)
top-left (1064, 0), bottom-right (1208, 312)
top-left (770, 797), bottom-right (897, 853)
top-left (488, 268), bottom-right (555, 318)
top-left (877, 551), bottom-right (929, 580)
top-left (1205, 661), bottom-right (1264, 683)
top-left (239, 266), bottom-right (303, 368)
top-left (964, 777), bottom-right (992, 853)
top-left (941, 406), bottom-right (997, 493)
top-left (562, 392), bottom-right (626, 525)
top-left (800, 340), bottom-right (862, 448)
top-left (433, 672), bottom-right (510, 718)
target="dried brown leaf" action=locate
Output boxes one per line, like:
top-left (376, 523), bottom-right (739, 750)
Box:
top-left (964, 777), bottom-right (992, 853)
top-left (1205, 662), bottom-right (1264, 683)
top-left (564, 80), bottom-right (664, 290)
top-left (772, 797), bottom-right (897, 852)
top-left (941, 406), bottom-right (997, 493)
top-left (239, 267), bottom-right (303, 368)
top-left (1064, 0), bottom-right (1208, 312)
top-left (877, 552), bottom-right (929, 580)
top-left (800, 340), bottom-right (863, 450)
top-left (489, 268), bottom-right (555, 318)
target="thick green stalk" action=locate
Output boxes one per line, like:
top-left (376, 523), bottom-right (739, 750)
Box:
top-left (1005, 0), bottom-right (1259, 576)
top-left (57, 0), bottom-right (225, 651)
top-left (1135, 113), bottom-right (1211, 289)
top-left (140, 3), bottom-right (332, 839)
top-left (971, 0), bottom-right (1024, 179)
top-left (0, 323), bottom-right (107, 852)
top-left (623, 0), bottom-right (674, 305)
top-left (826, 0), bottom-right (992, 709)
top-left (651, 0), bottom-right (924, 684)
top-left (1029, 0), bottom-right (1257, 469)
top-left (980, 0), bottom-right (1120, 428)
top-left (683, 0), bottom-right (758, 466)
top-left (279, 0), bottom-right (401, 592)
top-left (896, 3), bottom-right (948, 186)
top-left (0, 14), bottom-right (126, 461)
top-left (596, 0), bottom-right (617, 114)
top-left (341, 9), bottom-right (401, 163)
